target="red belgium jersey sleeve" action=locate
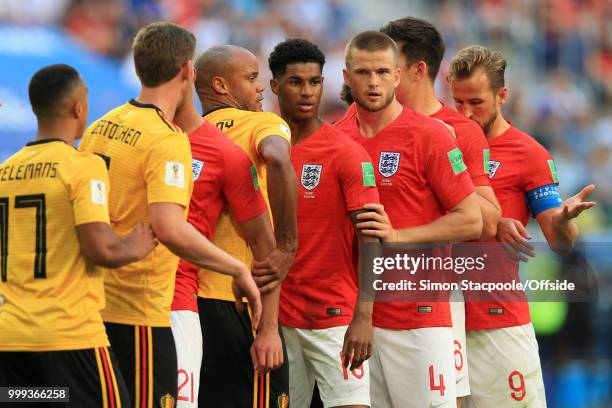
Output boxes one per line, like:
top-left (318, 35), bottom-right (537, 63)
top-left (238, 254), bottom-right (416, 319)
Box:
top-left (221, 140), bottom-right (268, 222)
top-left (336, 141), bottom-right (380, 211)
top-left (424, 122), bottom-right (475, 211)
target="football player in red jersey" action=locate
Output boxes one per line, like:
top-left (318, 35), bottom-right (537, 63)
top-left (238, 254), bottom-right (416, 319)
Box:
top-left (380, 17), bottom-right (502, 406)
top-left (268, 38), bottom-right (380, 408)
top-left (448, 45), bottom-right (596, 408)
top-left (170, 76), bottom-right (281, 407)
top-left (336, 31), bottom-right (483, 407)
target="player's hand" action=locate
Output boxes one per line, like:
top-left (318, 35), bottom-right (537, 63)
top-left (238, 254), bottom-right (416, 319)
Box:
top-left (252, 248), bottom-right (295, 294)
top-left (355, 203), bottom-right (399, 242)
top-left (552, 184), bottom-right (596, 224)
top-left (342, 314), bottom-right (373, 371)
top-left (497, 218), bottom-right (535, 262)
top-left (123, 222), bottom-right (157, 260)
top-left (250, 326), bottom-right (284, 375)
top-left (231, 267), bottom-right (262, 331)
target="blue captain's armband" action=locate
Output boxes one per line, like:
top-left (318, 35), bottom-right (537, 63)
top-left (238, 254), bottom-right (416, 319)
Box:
top-left (525, 184), bottom-right (562, 217)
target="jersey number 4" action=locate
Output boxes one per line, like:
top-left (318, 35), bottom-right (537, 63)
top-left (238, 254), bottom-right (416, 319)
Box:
top-left (0, 194), bottom-right (47, 281)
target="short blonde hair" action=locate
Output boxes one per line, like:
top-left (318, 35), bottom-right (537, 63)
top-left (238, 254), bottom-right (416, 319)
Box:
top-left (344, 31), bottom-right (398, 67)
top-left (448, 45), bottom-right (506, 91)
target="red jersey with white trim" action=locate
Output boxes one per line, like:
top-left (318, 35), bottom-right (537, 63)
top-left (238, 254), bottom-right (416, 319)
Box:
top-left (280, 123), bottom-right (380, 329)
top-left (171, 120), bottom-right (268, 313)
top-left (335, 107), bottom-right (475, 329)
top-left (465, 125), bottom-right (559, 330)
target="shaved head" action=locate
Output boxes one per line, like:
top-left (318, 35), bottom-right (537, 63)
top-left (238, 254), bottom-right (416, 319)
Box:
top-left (195, 45), bottom-right (265, 112)
top-left (195, 45), bottom-right (255, 93)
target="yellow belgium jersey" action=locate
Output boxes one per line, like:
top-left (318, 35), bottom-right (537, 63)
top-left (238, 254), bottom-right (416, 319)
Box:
top-left (200, 107), bottom-right (291, 301)
top-left (0, 139), bottom-right (110, 351)
top-left (79, 100), bottom-right (193, 327)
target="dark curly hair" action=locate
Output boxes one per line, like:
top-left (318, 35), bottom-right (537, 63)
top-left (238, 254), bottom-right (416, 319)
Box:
top-left (268, 38), bottom-right (326, 79)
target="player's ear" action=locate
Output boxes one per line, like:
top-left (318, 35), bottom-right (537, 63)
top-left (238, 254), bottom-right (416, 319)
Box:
top-left (182, 60), bottom-right (195, 82)
top-left (415, 61), bottom-right (427, 81)
top-left (497, 87), bottom-right (508, 106)
top-left (394, 66), bottom-right (401, 88)
top-left (270, 78), bottom-right (279, 95)
top-left (342, 68), bottom-right (349, 86)
top-left (211, 76), bottom-right (229, 95)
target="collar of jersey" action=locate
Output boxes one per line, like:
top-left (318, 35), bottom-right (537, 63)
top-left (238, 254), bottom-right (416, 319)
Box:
top-left (26, 138), bottom-right (68, 147)
top-left (203, 105), bottom-right (234, 116)
top-left (129, 98), bottom-right (162, 111)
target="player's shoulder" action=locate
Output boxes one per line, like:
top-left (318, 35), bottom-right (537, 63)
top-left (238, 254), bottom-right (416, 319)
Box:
top-left (324, 123), bottom-right (361, 149)
top-left (66, 147), bottom-right (107, 170)
top-left (509, 126), bottom-right (551, 157)
top-left (402, 107), bottom-right (454, 144)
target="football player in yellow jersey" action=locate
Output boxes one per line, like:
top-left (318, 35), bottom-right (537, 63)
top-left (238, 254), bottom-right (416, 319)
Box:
top-left (78, 23), bottom-right (262, 408)
top-left (0, 64), bottom-right (157, 407)
top-left (193, 45), bottom-right (298, 407)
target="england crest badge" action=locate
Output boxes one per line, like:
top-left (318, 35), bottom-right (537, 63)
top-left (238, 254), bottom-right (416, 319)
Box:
top-left (192, 159), bottom-right (204, 181)
top-left (301, 164), bottom-right (322, 190)
top-left (488, 160), bottom-right (501, 179)
top-left (378, 152), bottom-right (400, 178)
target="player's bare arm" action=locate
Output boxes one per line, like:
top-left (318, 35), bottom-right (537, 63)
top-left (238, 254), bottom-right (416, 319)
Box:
top-left (239, 213), bottom-right (284, 374)
top-left (475, 185), bottom-right (501, 240)
top-left (356, 193), bottom-right (482, 243)
top-left (148, 202), bottom-right (262, 328)
top-left (252, 135), bottom-right (298, 283)
top-left (341, 210), bottom-right (379, 371)
top-left (77, 221), bottom-right (156, 268)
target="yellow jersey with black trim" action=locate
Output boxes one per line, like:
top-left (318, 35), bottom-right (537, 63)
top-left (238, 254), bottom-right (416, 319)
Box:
top-left (0, 139), bottom-right (110, 351)
top-left (199, 107), bottom-right (291, 301)
top-left (79, 100), bottom-right (193, 327)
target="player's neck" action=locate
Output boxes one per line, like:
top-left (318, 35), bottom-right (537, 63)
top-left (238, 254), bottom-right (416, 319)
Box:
top-left (287, 116), bottom-right (323, 146)
top-left (355, 99), bottom-right (403, 138)
top-left (136, 85), bottom-right (181, 121)
top-left (36, 119), bottom-right (77, 146)
top-left (174, 99), bottom-right (204, 134)
top-left (202, 96), bottom-right (235, 115)
top-left (402, 85), bottom-right (442, 117)
top-left (486, 113), bottom-right (511, 141)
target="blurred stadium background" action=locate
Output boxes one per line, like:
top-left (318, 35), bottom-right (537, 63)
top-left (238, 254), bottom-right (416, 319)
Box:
top-left (0, 0), bottom-right (610, 406)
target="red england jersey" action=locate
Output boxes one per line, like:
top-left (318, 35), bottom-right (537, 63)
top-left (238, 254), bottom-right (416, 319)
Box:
top-left (342, 102), bottom-right (490, 186)
top-left (432, 104), bottom-right (490, 187)
top-left (280, 123), bottom-right (380, 329)
top-left (335, 107), bottom-right (475, 329)
top-left (171, 120), bottom-right (268, 312)
top-left (465, 125), bottom-right (560, 330)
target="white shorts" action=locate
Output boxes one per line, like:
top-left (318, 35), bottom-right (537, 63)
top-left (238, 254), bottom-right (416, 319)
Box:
top-left (464, 323), bottom-right (546, 408)
top-left (450, 291), bottom-right (470, 398)
top-left (170, 310), bottom-right (203, 408)
top-left (370, 327), bottom-right (456, 408)
top-left (282, 325), bottom-right (370, 408)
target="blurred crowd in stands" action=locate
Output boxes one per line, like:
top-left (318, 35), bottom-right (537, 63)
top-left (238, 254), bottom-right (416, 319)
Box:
top-left (1, 0), bottom-right (610, 228)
